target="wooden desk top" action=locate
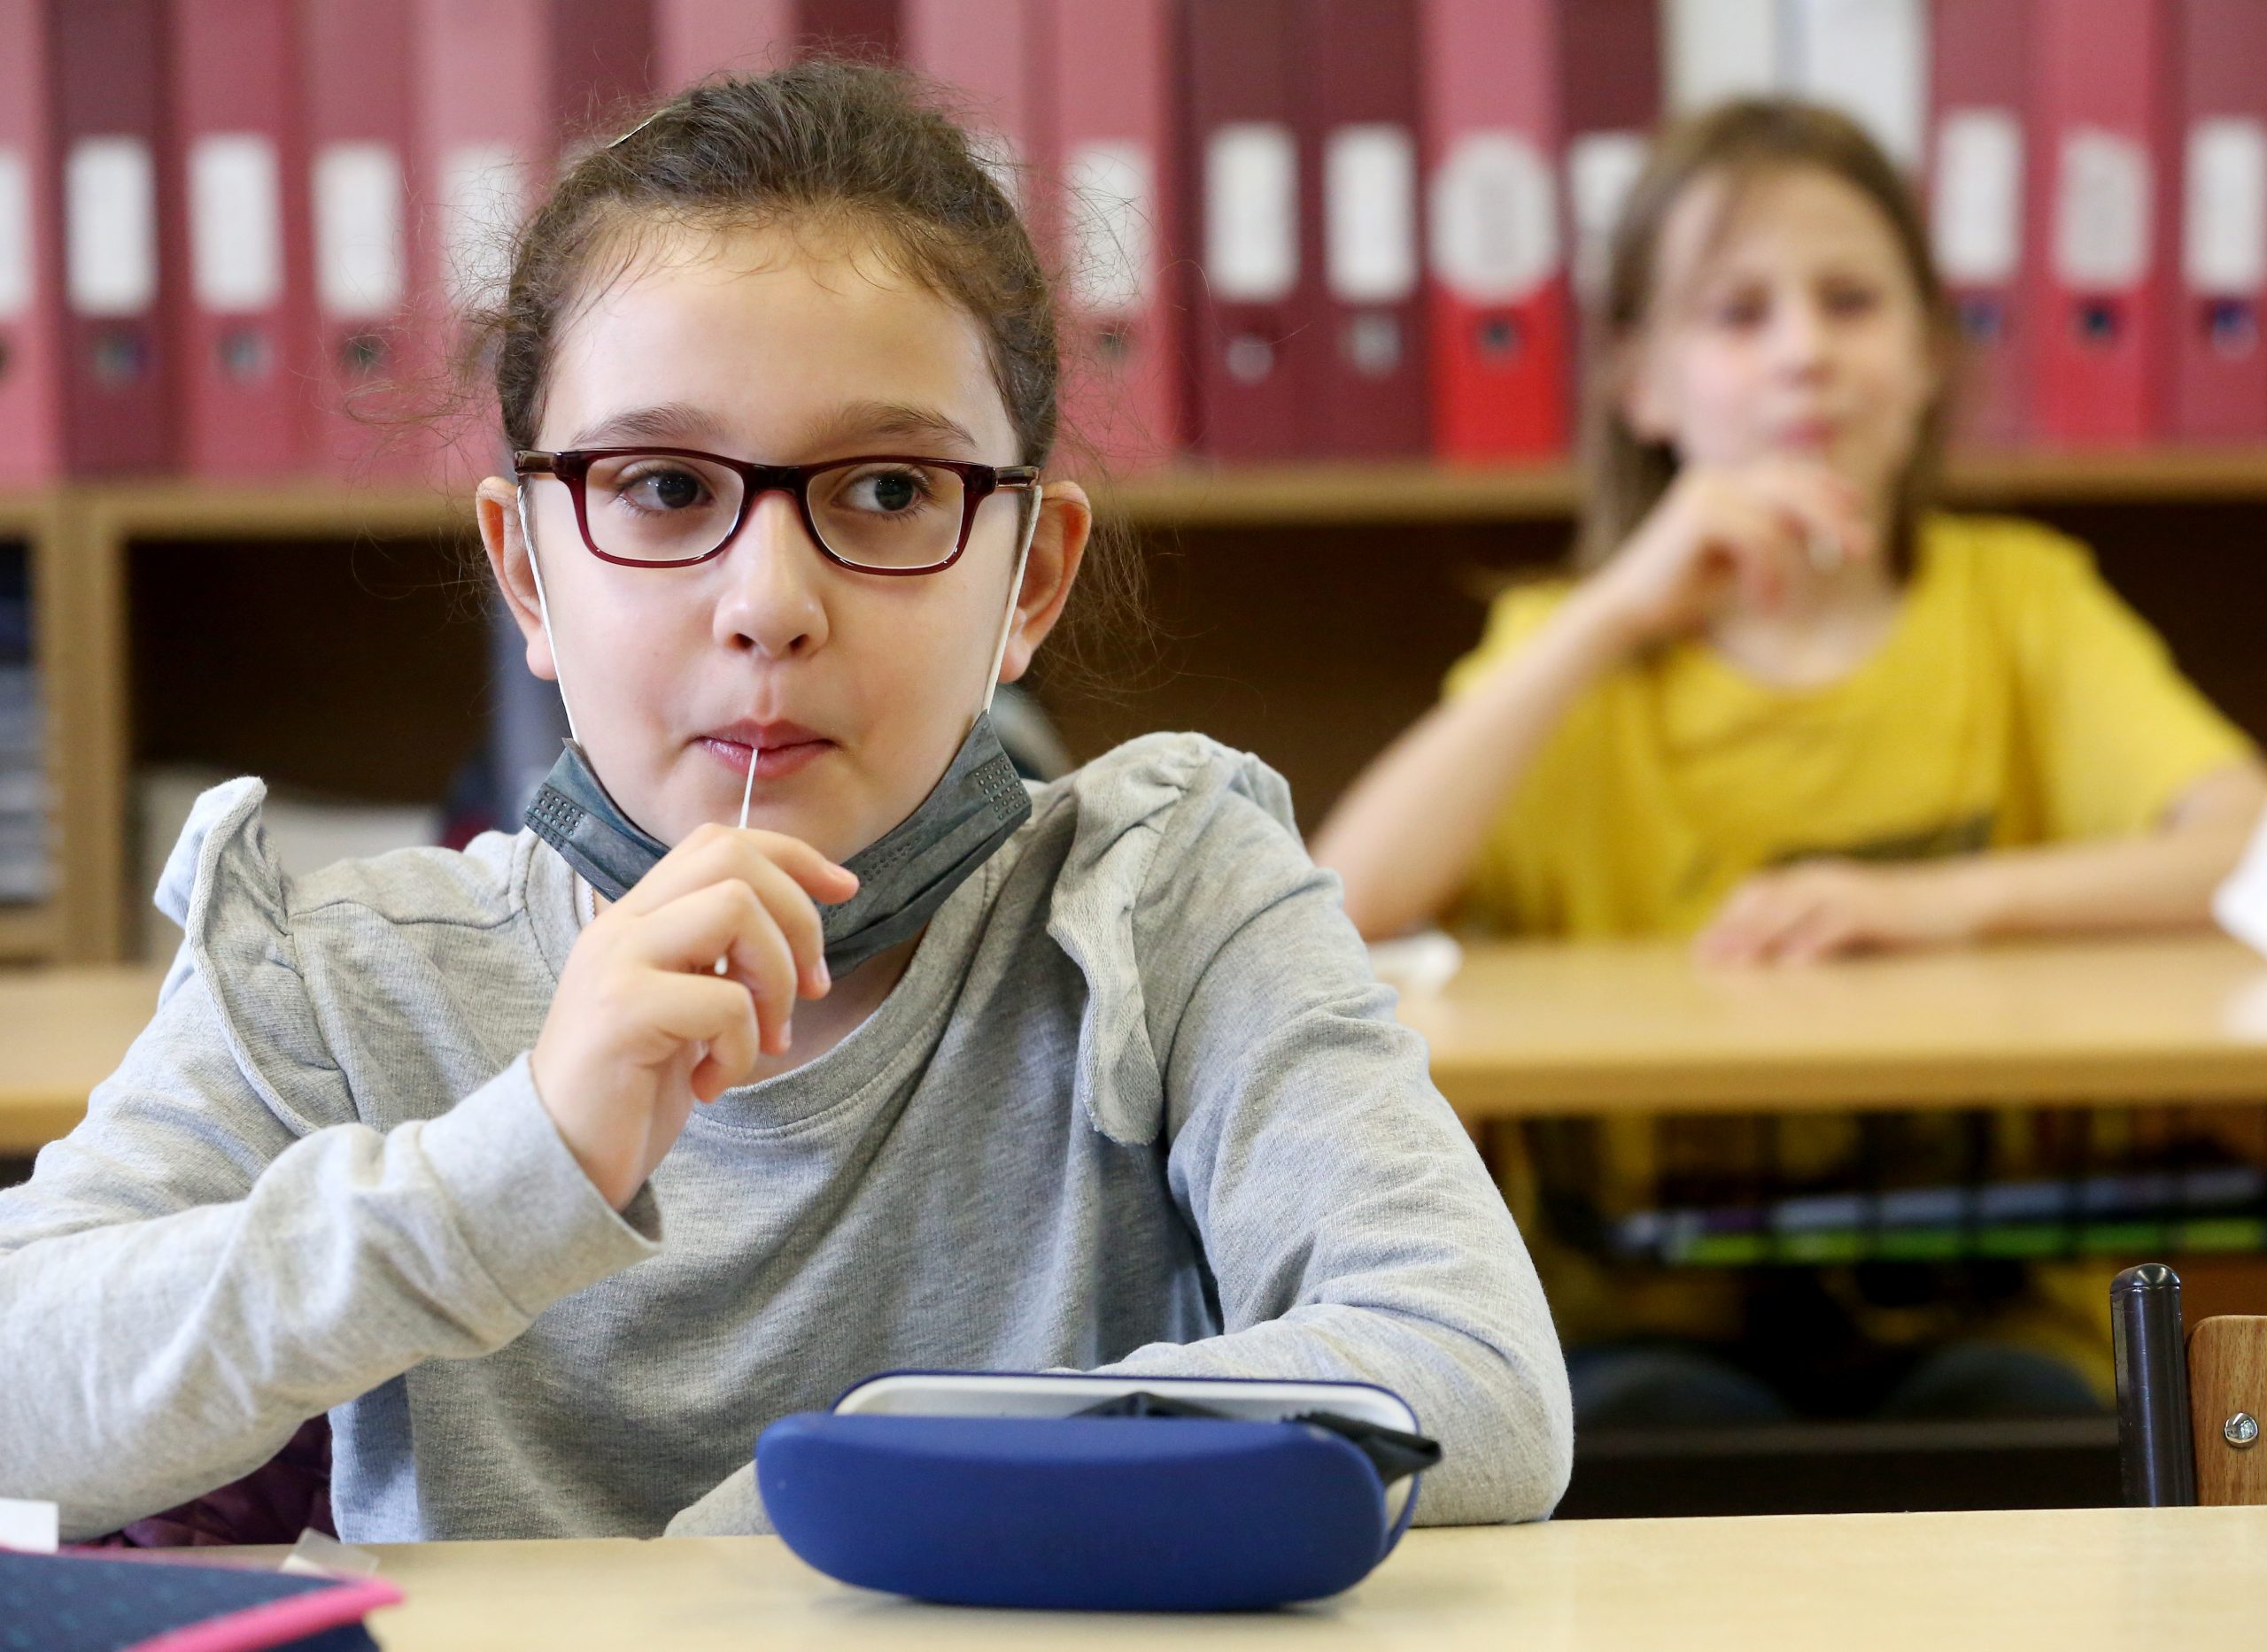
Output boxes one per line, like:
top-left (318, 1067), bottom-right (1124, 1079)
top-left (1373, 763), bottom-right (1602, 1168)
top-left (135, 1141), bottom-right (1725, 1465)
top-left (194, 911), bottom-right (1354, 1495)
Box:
top-left (0, 965), bottom-right (166, 1154)
top-left (1401, 933), bottom-right (2267, 1116)
top-left (11, 935), bottom-right (2267, 1156)
top-left (250, 1507), bottom-right (2267, 1650)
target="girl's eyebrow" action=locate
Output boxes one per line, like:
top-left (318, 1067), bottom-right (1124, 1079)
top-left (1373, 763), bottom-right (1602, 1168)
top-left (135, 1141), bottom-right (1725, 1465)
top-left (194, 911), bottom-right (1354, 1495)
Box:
top-left (797, 399), bottom-right (981, 456)
top-left (564, 398), bottom-right (982, 456)
top-left (566, 400), bottom-right (726, 449)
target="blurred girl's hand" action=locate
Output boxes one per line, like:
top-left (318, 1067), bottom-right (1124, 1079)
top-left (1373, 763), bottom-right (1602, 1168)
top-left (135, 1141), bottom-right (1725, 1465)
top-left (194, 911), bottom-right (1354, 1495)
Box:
top-left (1575, 458), bottom-right (1876, 652)
top-left (1694, 857), bottom-right (1986, 967)
top-left (530, 823), bottom-right (858, 1208)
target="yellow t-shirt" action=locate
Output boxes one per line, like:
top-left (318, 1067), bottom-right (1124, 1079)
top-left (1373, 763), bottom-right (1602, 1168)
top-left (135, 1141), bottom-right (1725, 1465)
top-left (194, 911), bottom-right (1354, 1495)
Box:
top-left (1446, 513), bottom-right (2252, 938)
top-left (1444, 513), bottom-right (2255, 1374)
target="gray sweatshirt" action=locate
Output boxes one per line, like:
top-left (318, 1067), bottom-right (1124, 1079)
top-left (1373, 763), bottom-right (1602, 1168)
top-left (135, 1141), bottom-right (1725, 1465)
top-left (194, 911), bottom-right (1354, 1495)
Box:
top-left (0, 734), bottom-right (1570, 1541)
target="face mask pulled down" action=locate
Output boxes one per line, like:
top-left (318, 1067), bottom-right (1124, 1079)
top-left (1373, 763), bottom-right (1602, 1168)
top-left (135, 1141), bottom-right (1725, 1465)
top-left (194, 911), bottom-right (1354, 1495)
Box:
top-left (516, 486), bottom-right (1040, 978)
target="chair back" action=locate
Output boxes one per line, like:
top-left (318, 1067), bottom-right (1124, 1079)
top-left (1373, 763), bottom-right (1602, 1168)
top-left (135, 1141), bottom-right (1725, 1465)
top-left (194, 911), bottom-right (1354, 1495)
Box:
top-left (2111, 1263), bottom-right (2267, 1507)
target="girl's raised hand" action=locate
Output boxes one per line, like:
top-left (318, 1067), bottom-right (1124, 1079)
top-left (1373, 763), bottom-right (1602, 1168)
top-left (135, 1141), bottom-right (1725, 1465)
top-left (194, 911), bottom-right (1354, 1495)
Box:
top-left (530, 822), bottom-right (860, 1209)
top-left (1574, 459), bottom-right (1875, 651)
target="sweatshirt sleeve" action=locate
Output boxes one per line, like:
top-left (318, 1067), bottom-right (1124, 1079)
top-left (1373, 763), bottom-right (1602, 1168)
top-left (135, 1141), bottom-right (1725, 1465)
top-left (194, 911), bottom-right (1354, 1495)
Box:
top-left (1059, 738), bottom-right (1574, 1525)
top-left (0, 785), bottom-right (661, 1540)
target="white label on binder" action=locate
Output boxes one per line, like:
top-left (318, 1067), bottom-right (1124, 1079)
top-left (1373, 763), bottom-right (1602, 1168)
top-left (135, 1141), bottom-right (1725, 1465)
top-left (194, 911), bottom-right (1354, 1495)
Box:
top-left (1567, 130), bottom-right (1647, 298)
top-left (1667, 0), bottom-right (1782, 112)
top-left (1066, 140), bottom-right (1152, 315)
top-left (1430, 132), bottom-right (1558, 303)
top-left (1326, 124), bottom-right (1417, 303)
top-left (314, 142), bottom-right (405, 320)
top-left (1786, 0), bottom-right (1927, 167)
top-left (0, 150), bottom-right (30, 320)
top-left (1205, 122), bottom-right (1296, 302)
top-left (190, 134), bottom-right (282, 312)
top-left (66, 137), bottom-right (156, 317)
top-left (442, 143), bottom-right (524, 307)
top-left (2186, 118), bottom-right (2267, 294)
top-left (1933, 109), bottom-right (2022, 284)
top-left (2054, 127), bottom-right (2151, 289)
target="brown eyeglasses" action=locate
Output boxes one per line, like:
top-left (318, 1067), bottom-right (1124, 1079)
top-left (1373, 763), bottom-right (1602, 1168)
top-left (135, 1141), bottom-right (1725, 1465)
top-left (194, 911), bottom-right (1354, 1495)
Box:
top-left (515, 447), bottom-right (1043, 575)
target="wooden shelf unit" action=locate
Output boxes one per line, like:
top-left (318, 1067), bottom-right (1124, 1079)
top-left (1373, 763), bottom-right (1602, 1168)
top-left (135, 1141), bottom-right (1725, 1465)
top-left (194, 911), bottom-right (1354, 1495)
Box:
top-left (5, 445), bottom-right (2267, 964)
top-left (1096, 444), bottom-right (2267, 526)
top-left (7, 483), bottom-right (475, 963)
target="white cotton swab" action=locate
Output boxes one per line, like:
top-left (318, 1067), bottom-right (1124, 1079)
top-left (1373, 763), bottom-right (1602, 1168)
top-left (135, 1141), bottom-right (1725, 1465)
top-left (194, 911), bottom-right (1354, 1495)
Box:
top-left (715, 743), bottom-right (758, 977)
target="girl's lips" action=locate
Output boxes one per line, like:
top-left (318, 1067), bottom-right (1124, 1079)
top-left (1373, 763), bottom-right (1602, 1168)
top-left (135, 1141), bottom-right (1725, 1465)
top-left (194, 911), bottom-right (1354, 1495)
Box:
top-left (701, 735), bottom-right (833, 780)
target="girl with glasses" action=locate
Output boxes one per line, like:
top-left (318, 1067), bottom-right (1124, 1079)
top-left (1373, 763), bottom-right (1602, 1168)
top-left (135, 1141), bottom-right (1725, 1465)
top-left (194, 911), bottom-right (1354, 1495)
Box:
top-left (0, 63), bottom-right (1570, 1543)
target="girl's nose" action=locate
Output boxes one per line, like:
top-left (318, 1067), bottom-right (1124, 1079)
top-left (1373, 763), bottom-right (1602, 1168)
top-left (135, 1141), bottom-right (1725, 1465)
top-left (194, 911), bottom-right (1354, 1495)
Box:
top-left (711, 490), bottom-right (830, 659)
top-left (1771, 295), bottom-right (1832, 374)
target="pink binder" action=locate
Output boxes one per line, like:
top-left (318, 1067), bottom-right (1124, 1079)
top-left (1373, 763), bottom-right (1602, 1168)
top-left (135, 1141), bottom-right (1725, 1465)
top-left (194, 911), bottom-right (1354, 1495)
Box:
top-left (0, 0), bottom-right (66, 482)
top-left (2028, 0), bottom-right (2177, 446)
top-left (1048, 0), bottom-right (1182, 472)
top-left (304, 0), bottom-right (422, 479)
top-left (173, 0), bottom-right (317, 476)
top-left (55, 0), bottom-right (180, 475)
top-left (2170, 0), bottom-right (2267, 441)
top-left (1929, 0), bottom-right (2035, 448)
top-left (410, 0), bottom-right (655, 486)
top-left (1420, 0), bottom-right (1571, 462)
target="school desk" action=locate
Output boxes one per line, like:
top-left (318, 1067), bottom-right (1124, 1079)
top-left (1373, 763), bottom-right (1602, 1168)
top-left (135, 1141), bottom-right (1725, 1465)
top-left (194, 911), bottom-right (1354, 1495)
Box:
top-left (0, 965), bottom-right (167, 1155)
top-left (216, 1505), bottom-right (2265, 1650)
top-left (8, 935), bottom-right (2267, 1155)
top-left (1399, 933), bottom-right (2267, 1118)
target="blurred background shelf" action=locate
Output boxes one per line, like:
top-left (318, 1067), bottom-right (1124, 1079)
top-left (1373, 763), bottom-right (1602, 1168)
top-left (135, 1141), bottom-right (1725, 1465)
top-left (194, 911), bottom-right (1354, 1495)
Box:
top-left (1097, 446), bottom-right (2267, 526)
top-left (4, 449), bottom-right (2267, 965)
top-left (12, 442), bottom-right (2267, 539)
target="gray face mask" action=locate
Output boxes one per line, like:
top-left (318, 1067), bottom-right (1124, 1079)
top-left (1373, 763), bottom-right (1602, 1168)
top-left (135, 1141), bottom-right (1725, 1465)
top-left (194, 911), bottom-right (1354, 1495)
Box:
top-left (525, 713), bottom-right (1031, 977)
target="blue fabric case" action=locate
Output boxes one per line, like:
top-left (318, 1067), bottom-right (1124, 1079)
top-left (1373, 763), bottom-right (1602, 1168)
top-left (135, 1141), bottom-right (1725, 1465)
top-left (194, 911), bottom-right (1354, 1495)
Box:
top-left (758, 1410), bottom-right (1412, 1610)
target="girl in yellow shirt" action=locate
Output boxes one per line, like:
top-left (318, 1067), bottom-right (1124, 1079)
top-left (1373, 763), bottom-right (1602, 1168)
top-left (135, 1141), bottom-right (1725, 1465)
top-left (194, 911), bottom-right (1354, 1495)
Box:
top-left (1319, 100), bottom-right (2263, 953)
top-left (1315, 99), bottom-right (2267, 1424)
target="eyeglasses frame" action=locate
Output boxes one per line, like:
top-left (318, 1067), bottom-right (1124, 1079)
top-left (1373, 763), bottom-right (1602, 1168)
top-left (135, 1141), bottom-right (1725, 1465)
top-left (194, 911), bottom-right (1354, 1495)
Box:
top-left (514, 446), bottom-right (1044, 575)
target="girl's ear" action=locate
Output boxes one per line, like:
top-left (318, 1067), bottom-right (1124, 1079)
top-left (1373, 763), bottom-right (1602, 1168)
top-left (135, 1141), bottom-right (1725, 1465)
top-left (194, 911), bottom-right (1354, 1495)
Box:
top-left (477, 476), bottom-right (559, 683)
top-left (995, 479), bottom-right (1091, 685)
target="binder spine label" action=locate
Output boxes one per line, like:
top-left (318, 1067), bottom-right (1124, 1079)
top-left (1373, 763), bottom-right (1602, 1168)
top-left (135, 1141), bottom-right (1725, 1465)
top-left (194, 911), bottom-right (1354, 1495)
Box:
top-left (190, 135), bottom-right (283, 313)
top-left (1934, 109), bottom-right (2023, 285)
top-left (2184, 117), bottom-right (2267, 294)
top-left (0, 150), bottom-right (28, 320)
top-left (440, 143), bottom-right (524, 309)
top-left (1205, 123), bottom-right (1297, 302)
top-left (314, 143), bottom-right (406, 321)
top-left (1324, 124), bottom-right (1418, 304)
top-left (1430, 132), bottom-right (1558, 302)
top-left (1065, 141), bottom-right (1154, 315)
top-left (65, 138), bottom-right (157, 317)
top-left (2054, 128), bottom-right (2153, 289)
top-left (1567, 131), bottom-right (1647, 299)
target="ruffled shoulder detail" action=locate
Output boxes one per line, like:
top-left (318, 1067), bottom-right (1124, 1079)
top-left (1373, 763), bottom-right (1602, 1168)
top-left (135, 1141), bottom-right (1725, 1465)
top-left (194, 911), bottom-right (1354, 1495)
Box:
top-left (1034, 733), bottom-right (1305, 1147)
top-left (153, 777), bottom-right (353, 1137)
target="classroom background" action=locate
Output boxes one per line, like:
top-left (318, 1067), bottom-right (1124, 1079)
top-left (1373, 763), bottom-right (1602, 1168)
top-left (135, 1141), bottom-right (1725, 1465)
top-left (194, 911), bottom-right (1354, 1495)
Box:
top-left (4, 0), bottom-right (2267, 1521)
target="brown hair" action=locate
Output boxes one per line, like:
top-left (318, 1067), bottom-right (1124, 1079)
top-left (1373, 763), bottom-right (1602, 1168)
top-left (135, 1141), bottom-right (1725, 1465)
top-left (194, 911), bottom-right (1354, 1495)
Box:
top-left (1575, 97), bottom-right (1957, 577)
top-left (469, 58), bottom-right (1142, 677)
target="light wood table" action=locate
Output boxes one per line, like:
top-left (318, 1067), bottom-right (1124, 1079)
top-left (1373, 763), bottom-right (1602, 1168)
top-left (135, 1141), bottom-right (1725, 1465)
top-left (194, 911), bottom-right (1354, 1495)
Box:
top-left (1399, 933), bottom-right (2267, 1117)
top-left (243, 1507), bottom-right (2267, 1650)
top-left (0, 965), bottom-right (166, 1154)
